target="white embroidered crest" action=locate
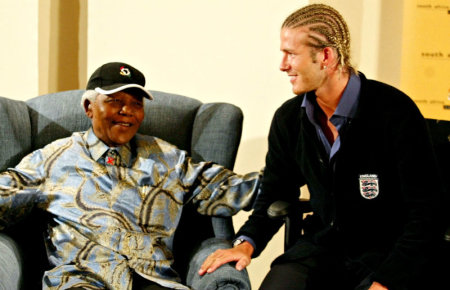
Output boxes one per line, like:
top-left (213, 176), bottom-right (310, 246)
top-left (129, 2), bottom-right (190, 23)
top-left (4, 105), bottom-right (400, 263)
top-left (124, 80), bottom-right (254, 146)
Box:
top-left (359, 174), bottom-right (379, 199)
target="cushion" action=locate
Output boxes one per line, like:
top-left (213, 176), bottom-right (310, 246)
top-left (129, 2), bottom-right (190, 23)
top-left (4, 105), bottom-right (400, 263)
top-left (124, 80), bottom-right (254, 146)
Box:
top-left (0, 96), bottom-right (31, 171)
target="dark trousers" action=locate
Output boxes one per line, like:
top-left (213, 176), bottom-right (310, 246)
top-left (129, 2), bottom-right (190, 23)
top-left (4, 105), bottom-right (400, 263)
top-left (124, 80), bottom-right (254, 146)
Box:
top-left (69, 274), bottom-right (171, 290)
top-left (258, 249), bottom-right (447, 290)
top-left (133, 272), bottom-right (172, 290)
top-left (67, 272), bottom-right (173, 290)
top-left (259, 255), bottom-right (373, 290)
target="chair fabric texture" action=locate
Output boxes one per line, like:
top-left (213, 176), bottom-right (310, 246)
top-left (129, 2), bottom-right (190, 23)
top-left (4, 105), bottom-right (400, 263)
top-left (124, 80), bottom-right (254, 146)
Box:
top-left (0, 97), bottom-right (31, 171)
top-left (186, 238), bottom-right (251, 290)
top-left (0, 90), bottom-right (248, 289)
top-left (0, 233), bottom-right (22, 290)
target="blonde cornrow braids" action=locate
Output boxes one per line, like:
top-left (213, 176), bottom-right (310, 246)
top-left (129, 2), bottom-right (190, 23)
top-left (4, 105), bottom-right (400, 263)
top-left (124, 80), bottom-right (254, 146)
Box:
top-left (282, 4), bottom-right (356, 74)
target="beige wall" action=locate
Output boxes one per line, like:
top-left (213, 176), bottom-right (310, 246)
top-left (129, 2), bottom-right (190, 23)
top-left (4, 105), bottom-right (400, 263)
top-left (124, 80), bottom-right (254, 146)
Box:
top-left (1, 0), bottom-right (405, 287)
top-left (0, 0), bottom-right (39, 99)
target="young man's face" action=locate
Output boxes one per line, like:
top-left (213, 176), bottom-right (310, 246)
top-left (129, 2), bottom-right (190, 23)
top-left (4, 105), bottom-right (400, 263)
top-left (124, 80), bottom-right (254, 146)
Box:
top-left (86, 91), bottom-right (145, 147)
top-left (279, 27), bottom-right (325, 95)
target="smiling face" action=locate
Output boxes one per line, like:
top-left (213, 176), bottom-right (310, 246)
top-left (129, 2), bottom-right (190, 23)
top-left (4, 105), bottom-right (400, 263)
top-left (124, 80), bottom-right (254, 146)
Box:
top-left (85, 90), bottom-right (145, 147)
top-left (279, 27), bottom-right (326, 95)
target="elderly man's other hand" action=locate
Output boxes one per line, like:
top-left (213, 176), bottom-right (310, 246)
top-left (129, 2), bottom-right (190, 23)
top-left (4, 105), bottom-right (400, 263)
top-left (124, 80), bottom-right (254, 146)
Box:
top-left (198, 241), bottom-right (254, 275)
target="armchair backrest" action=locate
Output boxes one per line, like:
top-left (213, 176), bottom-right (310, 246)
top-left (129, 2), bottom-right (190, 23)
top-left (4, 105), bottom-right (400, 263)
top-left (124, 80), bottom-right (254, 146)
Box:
top-left (0, 96), bottom-right (32, 171)
top-left (25, 90), bottom-right (243, 169)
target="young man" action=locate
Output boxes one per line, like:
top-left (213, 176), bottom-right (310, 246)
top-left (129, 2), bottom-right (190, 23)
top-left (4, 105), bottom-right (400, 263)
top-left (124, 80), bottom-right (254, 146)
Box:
top-left (0, 62), bottom-right (260, 289)
top-left (200, 4), bottom-right (443, 289)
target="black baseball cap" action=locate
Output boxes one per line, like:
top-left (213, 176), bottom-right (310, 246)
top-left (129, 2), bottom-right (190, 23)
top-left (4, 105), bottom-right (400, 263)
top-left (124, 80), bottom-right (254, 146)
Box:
top-left (86, 62), bottom-right (153, 99)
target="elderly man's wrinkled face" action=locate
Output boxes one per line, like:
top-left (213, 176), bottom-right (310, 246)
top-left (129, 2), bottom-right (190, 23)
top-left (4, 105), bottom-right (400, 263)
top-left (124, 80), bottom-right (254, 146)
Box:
top-left (85, 91), bottom-right (145, 147)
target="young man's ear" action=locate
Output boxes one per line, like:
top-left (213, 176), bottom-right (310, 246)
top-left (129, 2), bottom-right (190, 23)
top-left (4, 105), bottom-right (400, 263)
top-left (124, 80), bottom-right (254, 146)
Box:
top-left (321, 47), bottom-right (338, 69)
top-left (84, 99), bottom-right (93, 119)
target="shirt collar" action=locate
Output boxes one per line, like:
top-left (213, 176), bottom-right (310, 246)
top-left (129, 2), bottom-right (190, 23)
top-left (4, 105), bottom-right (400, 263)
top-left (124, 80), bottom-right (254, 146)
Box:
top-left (333, 73), bottom-right (361, 119)
top-left (83, 128), bottom-right (133, 167)
top-left (301, 73), bottom-right (361, 120)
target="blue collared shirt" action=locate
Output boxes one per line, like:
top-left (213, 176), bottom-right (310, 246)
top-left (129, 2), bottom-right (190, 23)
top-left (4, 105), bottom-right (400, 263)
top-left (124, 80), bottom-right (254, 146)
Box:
top-left (302, 73), bottom-right (361, 159)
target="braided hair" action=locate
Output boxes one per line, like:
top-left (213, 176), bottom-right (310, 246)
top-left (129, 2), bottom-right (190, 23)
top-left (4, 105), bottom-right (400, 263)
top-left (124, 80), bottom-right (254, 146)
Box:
top-left (282, 4), bottom-right (355, 74)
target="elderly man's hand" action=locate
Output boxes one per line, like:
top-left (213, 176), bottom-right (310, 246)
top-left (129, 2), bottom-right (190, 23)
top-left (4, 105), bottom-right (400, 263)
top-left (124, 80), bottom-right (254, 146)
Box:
top-left (198, 241), bottom-right (254, 275)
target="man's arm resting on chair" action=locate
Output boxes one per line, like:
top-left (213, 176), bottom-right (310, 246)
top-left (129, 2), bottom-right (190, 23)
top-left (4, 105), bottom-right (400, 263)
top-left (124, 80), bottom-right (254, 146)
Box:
top-left (198, 241), bottom-right (254, 275)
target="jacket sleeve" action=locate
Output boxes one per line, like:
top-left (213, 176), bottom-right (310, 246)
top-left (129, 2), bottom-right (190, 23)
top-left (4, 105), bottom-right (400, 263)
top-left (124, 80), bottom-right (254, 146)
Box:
top-left (0, 150), bottom-right (46, 230)
top-left (236, 106), bottom-right (306, 257)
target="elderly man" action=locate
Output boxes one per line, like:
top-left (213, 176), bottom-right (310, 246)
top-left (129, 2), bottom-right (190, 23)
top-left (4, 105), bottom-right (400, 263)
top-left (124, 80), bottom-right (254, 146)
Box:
top-left (0, 62), bottom-right (260, 289)
top-left (200, 4), bottom-right (443, 290)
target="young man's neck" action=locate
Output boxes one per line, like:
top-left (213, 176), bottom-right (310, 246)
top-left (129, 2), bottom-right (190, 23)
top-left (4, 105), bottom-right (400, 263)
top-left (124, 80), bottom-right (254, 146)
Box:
top-left (315, 69), bottom-right (350, 118)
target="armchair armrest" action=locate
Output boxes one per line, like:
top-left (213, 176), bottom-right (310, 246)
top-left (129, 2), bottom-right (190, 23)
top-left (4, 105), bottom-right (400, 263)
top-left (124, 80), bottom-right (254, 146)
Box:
top-left (0, 233), bottom-right (22, 290)
top-left (267, 199), bottom-right (312, 219)
top-left (267, 200), bottom-right (292, 218)
top-left (267, 199), bottom-right (312, 251)
top-left (186, 238), bottom-right (251, 290)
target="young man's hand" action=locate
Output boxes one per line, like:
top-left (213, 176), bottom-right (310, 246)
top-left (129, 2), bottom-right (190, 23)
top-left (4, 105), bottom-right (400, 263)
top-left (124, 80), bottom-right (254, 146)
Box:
top-left (198, 241), bottom-right (254, 275)
top-left (369, 281), bottom-right (388, 290)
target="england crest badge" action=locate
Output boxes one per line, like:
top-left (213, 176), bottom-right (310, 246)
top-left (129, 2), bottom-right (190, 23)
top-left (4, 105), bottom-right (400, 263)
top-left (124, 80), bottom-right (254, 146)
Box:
top-left (359, 174), bottom-right (379, 199)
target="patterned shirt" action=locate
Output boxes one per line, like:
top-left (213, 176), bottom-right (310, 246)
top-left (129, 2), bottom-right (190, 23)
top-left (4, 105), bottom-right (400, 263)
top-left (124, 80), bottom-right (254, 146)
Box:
top-left (0, 129), bottom-right (260, 289)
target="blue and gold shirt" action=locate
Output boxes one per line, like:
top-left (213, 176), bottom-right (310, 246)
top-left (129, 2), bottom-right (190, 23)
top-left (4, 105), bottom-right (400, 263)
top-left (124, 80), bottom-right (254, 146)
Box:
top-left (0, 129), bottom-right (260, 289)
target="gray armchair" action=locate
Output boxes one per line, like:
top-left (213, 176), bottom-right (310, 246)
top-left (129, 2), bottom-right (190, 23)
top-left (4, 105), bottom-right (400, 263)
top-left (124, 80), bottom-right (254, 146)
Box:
top-left (0, 90), bottom-right (251, 289)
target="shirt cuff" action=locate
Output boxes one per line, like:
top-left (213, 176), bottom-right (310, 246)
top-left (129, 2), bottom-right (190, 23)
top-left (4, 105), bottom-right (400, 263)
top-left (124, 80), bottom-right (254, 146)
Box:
top-left (233, 235), bottom-right (256, 251)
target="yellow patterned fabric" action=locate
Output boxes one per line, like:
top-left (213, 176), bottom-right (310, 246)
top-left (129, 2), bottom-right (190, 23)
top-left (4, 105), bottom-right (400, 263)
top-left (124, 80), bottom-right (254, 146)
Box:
top-left (0, 129), bottom-right (260, 289)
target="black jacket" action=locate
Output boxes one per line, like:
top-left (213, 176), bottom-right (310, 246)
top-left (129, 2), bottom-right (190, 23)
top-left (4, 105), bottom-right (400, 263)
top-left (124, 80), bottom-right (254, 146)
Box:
top-left (237, 73), bottom-right (443, 288)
